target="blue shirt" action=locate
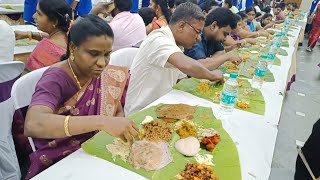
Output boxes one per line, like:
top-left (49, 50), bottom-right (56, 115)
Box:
top-left (67, 0), bottom-right (92, 16)
top-left (23, 0), bottom-right (38, 23)
top-left (184, 32), bottom-right (224, 60)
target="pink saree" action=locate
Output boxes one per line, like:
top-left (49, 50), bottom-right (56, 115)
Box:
top-left (25, 38), bottom-right (66, 73)
top-left (25, 65), bottom-right (128, 179)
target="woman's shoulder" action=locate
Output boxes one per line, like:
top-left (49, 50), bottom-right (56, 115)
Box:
top-left (39, 67), bottom-right (73, 86)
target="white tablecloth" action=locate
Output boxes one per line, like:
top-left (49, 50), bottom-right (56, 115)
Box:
top-left (32, 26), bottom-right (302, 180)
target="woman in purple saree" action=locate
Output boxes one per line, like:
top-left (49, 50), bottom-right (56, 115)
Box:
top-left (24, 15), bottom-right (139, 179)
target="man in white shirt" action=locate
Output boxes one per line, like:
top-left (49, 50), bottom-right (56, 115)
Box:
top-left (125, 2), bottom-right (224, 116)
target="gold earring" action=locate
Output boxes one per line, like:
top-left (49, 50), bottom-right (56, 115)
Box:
top-left (70, 53), bottom-right (74, 61)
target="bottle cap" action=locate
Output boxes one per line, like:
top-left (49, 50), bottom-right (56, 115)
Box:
top-left (230, 73), bottom-right (238, 79)
top-left (262, 54), bottom-right (268, 59)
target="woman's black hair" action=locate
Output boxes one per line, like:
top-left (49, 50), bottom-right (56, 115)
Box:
top-left (154, 0), bottom-right (172, 22)
top-left (234, 14), bottom-right (242, 23)
top-left (38, 0), bottom-right (72, 32)
top-left (260, 13), bottom-right (272, 27)
top-left (261, 13), bottom-right (272, 20)
top-left (139, 7), bottom-right (157, 26)
top-left (61, 14), bottom-right (114, 61)
top-left (237, 12), bottom-right (248, 19)
top-left (245, 6), bottom-right (256, 14)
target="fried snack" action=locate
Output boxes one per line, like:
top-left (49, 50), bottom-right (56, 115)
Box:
top-left (236, 100), bottom-right (250, 109)
top-left (175, 120), bottom-right (197, 139)
top-left (239, 52), bottom-right (251, 62)
top-left (237, 80), bottom-right (245, 87)
top-left (156, 104), bottom-right (196, 120)
top-left (197, 128), bottom-right (220, 152)
top-left (142, 120), bottom-right (173, 142)
top-left (197, 82), bottom-right (210, 93)
top-left (176, 162), bottom-right (219, 180)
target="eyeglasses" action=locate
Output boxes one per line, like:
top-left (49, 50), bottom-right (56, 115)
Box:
top-left (185, 22), bottom-right (202, 36)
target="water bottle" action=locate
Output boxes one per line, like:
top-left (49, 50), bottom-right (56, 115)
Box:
top-left (273, 33), bottom-right (282, 48)
top-left (252, 58), bottom-right (268, 89)
top-left (267, 47), bottom-right (276, 68)
top-left (219, 73), bottom-right (238, 120)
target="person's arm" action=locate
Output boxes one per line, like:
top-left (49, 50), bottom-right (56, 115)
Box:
top-left (25, 105), bottom-right (138, 142)
top-left (167, 52), bottom-right (224, 82)
top-left (115, 102), bottom-right (125, 117)
top-left (90, 2), bottom-right (114, 17)
top-left (238, 28), bottom-right (263, 38)
top-left (197, 52), bottom-right (241, 70)
top-left (15, 30), bottom-right (48, 41)
top-left (71, 0), bottom-right (79, 11)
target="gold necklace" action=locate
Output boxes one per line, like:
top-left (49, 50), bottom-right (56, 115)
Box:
top-left (67, 59), bottom-right (82, 90)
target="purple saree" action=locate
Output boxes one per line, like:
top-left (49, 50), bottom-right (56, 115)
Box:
top-left (25, 65), bottom-right (128, 179)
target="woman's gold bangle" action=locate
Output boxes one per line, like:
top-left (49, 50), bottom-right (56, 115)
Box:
top-left (27, 31), bottom-right (32, 40)
top-left (64, 115), bottom-right (72, 137)
top-left (257, 32), bottom-right (260, 36)
top-left (243, 39), bottom-right (247, 45)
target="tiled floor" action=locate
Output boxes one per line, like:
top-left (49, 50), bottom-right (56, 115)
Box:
top-left (269, 39), bottom-right (320, 180)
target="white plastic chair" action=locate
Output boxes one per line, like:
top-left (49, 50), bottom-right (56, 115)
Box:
top-left (109, 47), bottom-right (139, 70)
top-left (11, 67), bottom-right (49, 153)
top-left (0, 61), bottom-right (24, 180)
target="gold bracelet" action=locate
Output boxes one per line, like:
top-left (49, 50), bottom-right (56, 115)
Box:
top-left (38, 32), bottom-right (43, 39)
top-left (257, 32), bottom-right (260, 36)
top-left (64, 115), bottom-right (72, 137)
top-left (27, 31), bottom-right (32, 40)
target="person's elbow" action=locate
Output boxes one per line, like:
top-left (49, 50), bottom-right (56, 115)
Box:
top-left (24, 110), bottom-right (42, 137)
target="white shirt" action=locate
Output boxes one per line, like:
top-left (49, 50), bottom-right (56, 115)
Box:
top-left (254, 5), bottom-right (262, 13)
top-left (124, 26), bottom-right (187, 116)
top-left (0, 20), bottom-right (15, 62)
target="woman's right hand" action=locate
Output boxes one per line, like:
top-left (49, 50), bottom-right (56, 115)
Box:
top-left (103, 117), bottom-right (139, 143)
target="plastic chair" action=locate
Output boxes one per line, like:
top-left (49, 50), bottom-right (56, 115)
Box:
top-left (0, 61), bottom-right (24, 180)
top-left (109, 47), bottom-right (139, 70)
top-left (11, 67), bottom-right (49, 153)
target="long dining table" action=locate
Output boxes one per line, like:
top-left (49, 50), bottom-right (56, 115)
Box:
top-left (31, 25), bottom-right (302, 180)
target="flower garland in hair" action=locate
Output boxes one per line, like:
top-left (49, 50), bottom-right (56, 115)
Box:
top-left (67, 20), bottom-right (74, 36)
top-left (65, 13), bottom-right (74, 36)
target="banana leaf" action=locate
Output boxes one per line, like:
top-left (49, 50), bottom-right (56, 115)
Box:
top-left (281, 41), bottom-right (289, 47)
top-left (82, 105), bottom-right (241, 180)
top-left (173, 78), bottom-right (265, 115)
top-left (278, 48), bottom-right (288, 56)
top-left (15, 39), bottom-right (38, 47)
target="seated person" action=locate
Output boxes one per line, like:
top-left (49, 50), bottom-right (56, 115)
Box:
top-left (24, 15), bottom-right (138, 179)
top-left (106, 0), bottom-right (146, 51)
top-left (295, 119), bottom-right (320, 180)
top-left (259, 13), bottom-right (275, 29)
top-left (124, 3), bottom-right (224, 116)
top-left (185, 8), bottom-right (242, 68)
top-left (15, 0), bottom-right (72, 73)
top-left (223, 0), bottom-right (239, 13)
top-left (224, 14), bottom-right (257, 49)
top-left (245, 6), bottom-right (269, 33)
top-left (0, 20), bottom-right (15, 62)
top-left (237, 12), bottom-right (269, 38)
top-left (200, 0), bottom-right (219, 16)
top-left (139, 7), bottom-right (157, 34)
top-left (273, 4), bottom-right (286, 23)
top-left (149, 0), bottom-right (171, 30)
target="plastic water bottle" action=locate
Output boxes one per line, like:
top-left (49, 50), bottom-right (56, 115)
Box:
top-left (273, 33), bottom-right (282, 48)
top-left (267, 47), bottom-right (276, 68)
top-left (252, 58), bottom-right (268, 89)
top-left (219, 73), bottom-right (238, 120)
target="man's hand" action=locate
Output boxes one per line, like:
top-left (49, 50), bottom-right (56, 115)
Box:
top-left (226, 52), bottom-right (242, 65)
